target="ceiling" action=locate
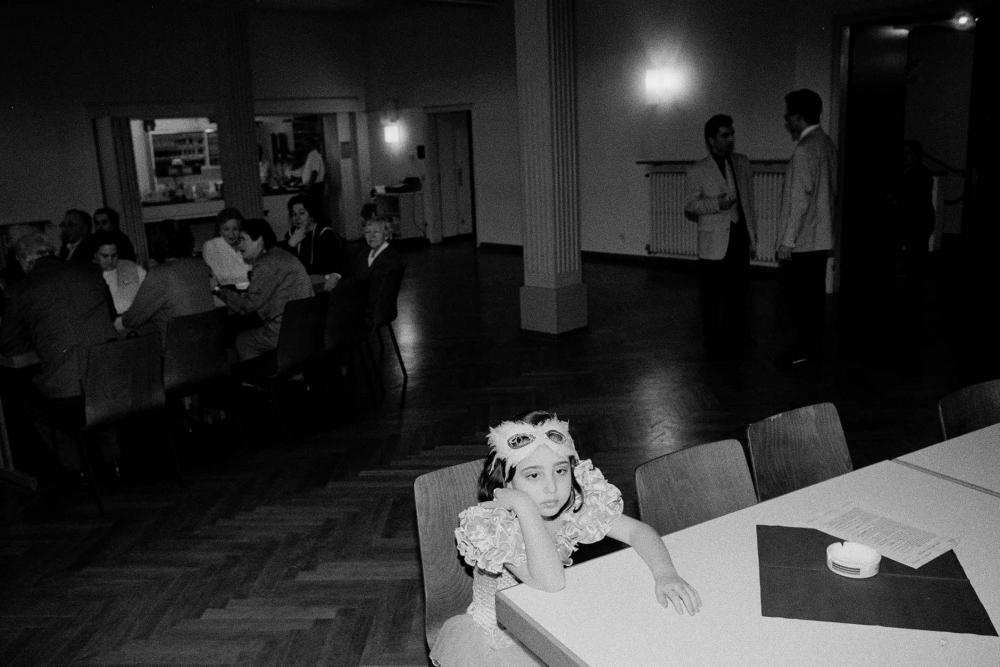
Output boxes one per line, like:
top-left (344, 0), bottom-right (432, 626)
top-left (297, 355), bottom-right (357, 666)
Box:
top-left (252, 0), bottom-right (498, 15)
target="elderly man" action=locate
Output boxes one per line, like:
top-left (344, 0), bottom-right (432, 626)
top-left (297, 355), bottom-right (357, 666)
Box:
top-left (58, 209), bottom-right (99, 263)
top-left (0, 233), bottom-right (117, 399)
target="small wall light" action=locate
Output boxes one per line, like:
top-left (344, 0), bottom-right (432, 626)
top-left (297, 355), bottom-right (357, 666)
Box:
top-left (383, 123), bottom-right (401, 144)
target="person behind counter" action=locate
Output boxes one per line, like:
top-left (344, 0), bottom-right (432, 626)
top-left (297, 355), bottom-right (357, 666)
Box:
top-left (282, 194), bottom-right (347, 283)
top-left (92, 230), bottom-right (146, 321)
top-left (214, 217), bottom-right (312, 361)
top-left (202, 207), bottom-right (251, 288)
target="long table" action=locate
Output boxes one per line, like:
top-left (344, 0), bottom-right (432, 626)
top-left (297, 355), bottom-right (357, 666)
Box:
top-left (496, 461), bottom-right (1000, 666)
top-left (896, 423), bottom-right (1000, 497)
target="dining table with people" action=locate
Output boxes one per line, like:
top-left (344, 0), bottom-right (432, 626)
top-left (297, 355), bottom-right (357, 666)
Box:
top-left (0, 200), bottom-right (408, 494)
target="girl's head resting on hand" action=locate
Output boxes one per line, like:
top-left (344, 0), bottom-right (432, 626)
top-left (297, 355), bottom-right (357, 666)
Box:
top-left (478, 410), bottom-right (583, 517)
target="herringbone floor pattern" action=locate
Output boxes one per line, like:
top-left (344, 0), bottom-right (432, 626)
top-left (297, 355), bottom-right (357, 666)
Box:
top-left (0, 240), bottom-right (982, 665)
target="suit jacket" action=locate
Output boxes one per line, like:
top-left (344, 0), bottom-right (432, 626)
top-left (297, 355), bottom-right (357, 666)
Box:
top-left (122, 257), bottom-right (216, 345)
top-left (0, 256), bottom-right (117, 398)
top-left (345, 244), bottom-right (404, 326)
top-left (59, 234), bottom-right (99, 263)
top-left (281, 226), bottom-right (348, 276)
top-left (217, 246), bottom-right (313, 358)
top-left (684, 153), bottom-right (757, 260)
top-left (777, 126), bottom-right (837, 253)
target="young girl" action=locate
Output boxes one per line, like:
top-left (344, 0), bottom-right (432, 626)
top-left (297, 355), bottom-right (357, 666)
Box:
top-left (430, 410), bottom-right (701, 666)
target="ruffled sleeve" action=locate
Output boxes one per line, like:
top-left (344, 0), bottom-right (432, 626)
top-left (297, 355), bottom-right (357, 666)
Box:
top-left (454, 504), bottom-right (527, 574)
top-left (559, 460), bottom-right (624, 554)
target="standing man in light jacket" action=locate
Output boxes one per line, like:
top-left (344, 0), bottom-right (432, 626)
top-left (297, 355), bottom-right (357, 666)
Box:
top-left (775, 89), bottom-right (837, 370)
top-left (684, 114), bottom-right (757, 358)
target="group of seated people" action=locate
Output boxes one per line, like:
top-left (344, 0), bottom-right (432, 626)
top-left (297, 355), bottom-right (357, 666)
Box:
top-left (0, 196), bottom-right (403, 406)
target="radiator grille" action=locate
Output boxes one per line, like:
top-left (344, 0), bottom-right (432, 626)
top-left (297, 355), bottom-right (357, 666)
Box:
top-left (647, 162), bottom-right (785, 266)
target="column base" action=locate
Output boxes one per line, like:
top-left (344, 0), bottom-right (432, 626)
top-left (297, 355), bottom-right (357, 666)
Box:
top-left (520, 283), bottom-right (588, 335)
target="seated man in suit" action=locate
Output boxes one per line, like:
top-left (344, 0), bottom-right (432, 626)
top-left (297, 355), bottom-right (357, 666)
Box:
top-left (59, 209), bottom-right (99, 263)
top-left (123, 221), bottom-right (216, 346)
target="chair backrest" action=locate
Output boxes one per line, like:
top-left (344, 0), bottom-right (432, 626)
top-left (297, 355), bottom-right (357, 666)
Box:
top-left (83, 334), bottom-right (166, 430)
top-left (414, 458), bottom-right (483, 650)
top-left (635, 439), bottom-right (756, 535)
top-left (370, 265), bottom-right (405, 329)
top-left (163, 307), bottom-right (230, 395)
top-left (275, 292), bottom-right (329, 376)
top-left (746, 402), bottom-right (853, 501)
top-left (324, 283), bottom-right (367, 351)
top-left (938, 379), bottom-right (1000, 440)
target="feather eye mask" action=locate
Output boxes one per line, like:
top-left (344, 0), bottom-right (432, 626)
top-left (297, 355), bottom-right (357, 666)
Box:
top-left (487, 418), bottom-right (577, 470)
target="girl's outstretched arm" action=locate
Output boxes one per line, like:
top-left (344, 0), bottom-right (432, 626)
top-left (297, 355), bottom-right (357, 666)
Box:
top-left (607, 514), bottom-right (702, 615)
top-left (490, 488), bottom-right (566, 592)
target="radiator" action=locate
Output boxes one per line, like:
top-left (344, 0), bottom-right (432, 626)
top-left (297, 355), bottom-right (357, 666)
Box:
top-left (647, 162), bottom-right (785, 266)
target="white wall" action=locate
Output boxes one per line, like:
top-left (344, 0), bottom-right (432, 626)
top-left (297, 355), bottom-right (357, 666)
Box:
top-left (360, 2), bottom-right (520, 245)
top-left (0, 0), bottom-right (973, 255)
top-left (575, 0), bottom-right (801, 255)
top-left (249, 10), bottom-right (366, 101)
top-left (0, 3), bottom-right (218, 226)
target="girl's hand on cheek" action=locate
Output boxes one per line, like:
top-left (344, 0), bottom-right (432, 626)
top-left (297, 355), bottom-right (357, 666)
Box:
top-left (491, 488), bottom-right (537, 516)
top-left (654, 575), bottom-right (702, 616)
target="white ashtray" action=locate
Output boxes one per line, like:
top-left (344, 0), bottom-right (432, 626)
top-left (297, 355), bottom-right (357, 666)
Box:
top-left (826, 541), bottom-right (881, 578)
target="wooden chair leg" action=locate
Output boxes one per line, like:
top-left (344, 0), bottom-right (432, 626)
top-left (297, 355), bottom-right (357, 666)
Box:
top-left (77, 431), bottom-right (105, 517)
top-left (349, 343), bottom-right (378, 402)
top-left (363, 337), bottom-right (385, 399)
top-left (387, 325), bottom-right (408, 383)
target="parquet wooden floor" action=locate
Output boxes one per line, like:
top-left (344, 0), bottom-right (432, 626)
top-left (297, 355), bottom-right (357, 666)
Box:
top-left (0, 239), bottom-right (991, 665)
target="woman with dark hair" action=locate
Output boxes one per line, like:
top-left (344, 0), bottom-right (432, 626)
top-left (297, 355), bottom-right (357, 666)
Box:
top-left (282, 194), bottom-right (347, 282)
top-left (203, 207), bottom-right (250, 288)
top-left (92, 230), bottom-right (146, 318)
top-left (214, 218), bottom-right (312, 361)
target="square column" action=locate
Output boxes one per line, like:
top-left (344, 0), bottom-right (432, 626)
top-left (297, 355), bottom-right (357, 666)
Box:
top-left (515, 0), bottom-right (587, 335)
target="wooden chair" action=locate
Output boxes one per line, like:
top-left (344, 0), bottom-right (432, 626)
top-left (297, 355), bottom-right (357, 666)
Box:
top-left (937, 379), bottom-right (1000, 440)
top-left (414, 458), bottom-right (483, 650)
top-left (232, 293), bottom-right (329, 442)
top-left (323, 282), bottom-right (379, 399)
top-left (233, 293), bottom-right (329, 387)
top-left (745, 402), bottom-right (853, 501)
top-left (367, 265), bottom-right (407, 384)
top-left (81, 334), bottom-right (167, 513)
top-left (163, 307), bottom-right (230, 398)
top-left (635, 439), bottom-right (756, 535)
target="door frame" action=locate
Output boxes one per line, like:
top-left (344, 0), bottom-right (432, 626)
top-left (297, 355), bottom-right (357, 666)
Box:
top-left (425, 104), bottom-right (476, 244)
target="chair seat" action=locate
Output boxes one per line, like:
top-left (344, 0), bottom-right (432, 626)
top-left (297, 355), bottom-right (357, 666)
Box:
top-left (231, 349), bottom-right (280, 382)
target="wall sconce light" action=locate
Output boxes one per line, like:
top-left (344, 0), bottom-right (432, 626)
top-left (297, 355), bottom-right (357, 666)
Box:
top-left (383, 123), bottom-right (401, 144)
top-left (645, 67), bottom-right (688, 104)
top-left (952, 10), bottom-right (975, 30)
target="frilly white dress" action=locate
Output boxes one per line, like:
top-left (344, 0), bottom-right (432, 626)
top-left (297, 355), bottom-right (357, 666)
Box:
top-left (429, 460), bottom-right (623, 667)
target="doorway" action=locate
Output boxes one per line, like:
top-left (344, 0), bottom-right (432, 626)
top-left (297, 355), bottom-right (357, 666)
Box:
top-left (836, 7), bottom-right (984, 370)
top-left (431, 111), bottom-right (475, 240)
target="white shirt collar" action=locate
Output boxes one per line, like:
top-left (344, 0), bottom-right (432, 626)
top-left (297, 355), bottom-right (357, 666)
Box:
top-left (368, 242), bottom-right (389, 264)
top-left (798, 124), bottom-right (820, 142)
